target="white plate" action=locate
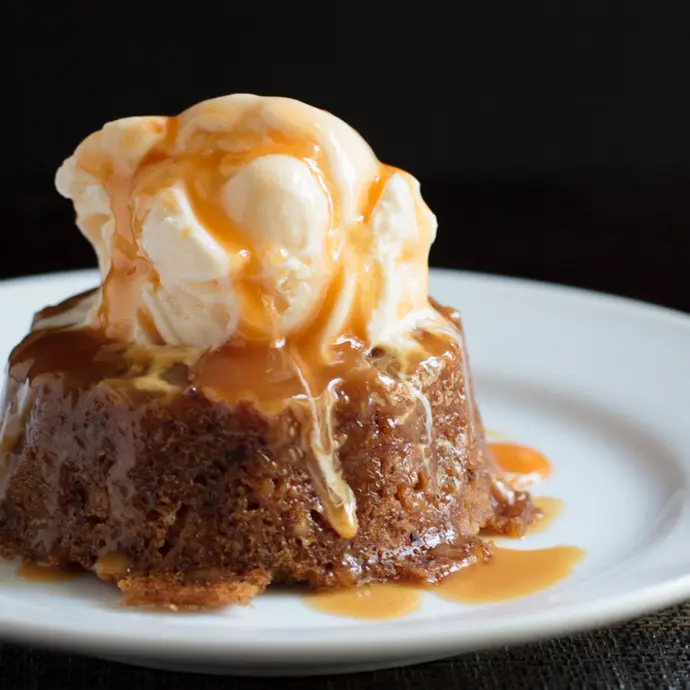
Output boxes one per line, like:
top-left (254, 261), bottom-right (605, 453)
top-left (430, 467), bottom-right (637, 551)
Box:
top-left (0, 268), bottom-right (689, 677)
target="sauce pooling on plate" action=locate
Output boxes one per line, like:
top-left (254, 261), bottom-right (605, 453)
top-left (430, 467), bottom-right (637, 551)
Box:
top-left (306, 441), bottom-right (582, 620)
top-left (17, 562), bottom-right (83, 583)
top-left (529, 496), bottom-right (563, 535)
top-left (305, 583), bottom-right (422, 620)
top-left (305, 544), bottom-right (585, 620)
top-left (429, 545), bottom-right (585, 605)
top-left (488, 442), bottom-right (552, 488)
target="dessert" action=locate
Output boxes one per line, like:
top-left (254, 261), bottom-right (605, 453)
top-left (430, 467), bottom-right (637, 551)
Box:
top-left (0, 95), bottom-right (535, 608)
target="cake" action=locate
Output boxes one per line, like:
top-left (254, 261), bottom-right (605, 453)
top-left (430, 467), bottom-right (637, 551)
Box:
top-left (0, 95), bottom-right (535, 608)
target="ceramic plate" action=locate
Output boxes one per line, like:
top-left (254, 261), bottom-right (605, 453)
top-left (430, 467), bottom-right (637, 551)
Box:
top-left (0, 268), bottom-right (688, 677)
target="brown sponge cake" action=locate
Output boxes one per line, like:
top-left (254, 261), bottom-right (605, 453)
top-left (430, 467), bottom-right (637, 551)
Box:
top-left (0, 296), bottom-right (534, 608)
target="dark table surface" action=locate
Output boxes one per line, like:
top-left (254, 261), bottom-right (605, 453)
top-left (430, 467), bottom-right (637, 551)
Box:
top-left (1, 179), bottom-right (689, 688)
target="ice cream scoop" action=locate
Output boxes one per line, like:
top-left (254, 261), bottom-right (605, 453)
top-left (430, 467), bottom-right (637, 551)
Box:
top-left (55, 94), bottom-right (439, 352)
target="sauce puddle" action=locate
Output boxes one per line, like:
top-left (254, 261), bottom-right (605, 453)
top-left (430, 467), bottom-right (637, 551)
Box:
top-left (306, 543), bottom-right (584, 618)
top-left (529, 496), bottom-right (563, 534)
top-left (305, 583), bottom-right (422, 620)
top-left (17, 562), bottom-right (84, 583)
top-left (94, 552), bottom-right (131, 579)
top-left (488, 442), bottom-right (552, 488)
top-left (429, 545), bottom-right (585, 604)
top-left (306, 443), bottom-right (581, 619)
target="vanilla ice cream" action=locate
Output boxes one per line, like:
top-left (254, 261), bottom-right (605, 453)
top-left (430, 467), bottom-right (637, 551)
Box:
top-left (55, 94), bottom-right (439, 352)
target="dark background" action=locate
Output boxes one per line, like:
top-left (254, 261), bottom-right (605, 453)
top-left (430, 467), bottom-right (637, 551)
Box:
top-left (5, 4), bottom-right (690, 311)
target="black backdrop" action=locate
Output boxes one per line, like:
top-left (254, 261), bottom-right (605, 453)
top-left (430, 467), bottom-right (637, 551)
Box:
top-left (5, 4), bottom-right (690, 311)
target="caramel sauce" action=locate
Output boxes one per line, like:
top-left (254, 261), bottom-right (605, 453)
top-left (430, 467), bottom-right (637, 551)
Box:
top-left (7, 324), bottom-right (128, 391)
top-left (5, 314), bottom-right (181, 403)
top-left (307, 543), bottom-right (585, 619)
top-left (17, 562), bottom-right (83, 583)
top-left (488, 442), bottom-right (552, 488)
top-left (94, 551), bottom-right (131, 579)
top-left (193, 333), bottom-right (453, 539)
top-left (305, 583), bottom-right (422, 620)
top-left (100, 174), bottom-right (157, 343)
top-left (529, 496), bottom-right (563, 535)
top-left (193, 338), bottom-right (374, 412)
top-left (430, 546), bottom-right (585, 604)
